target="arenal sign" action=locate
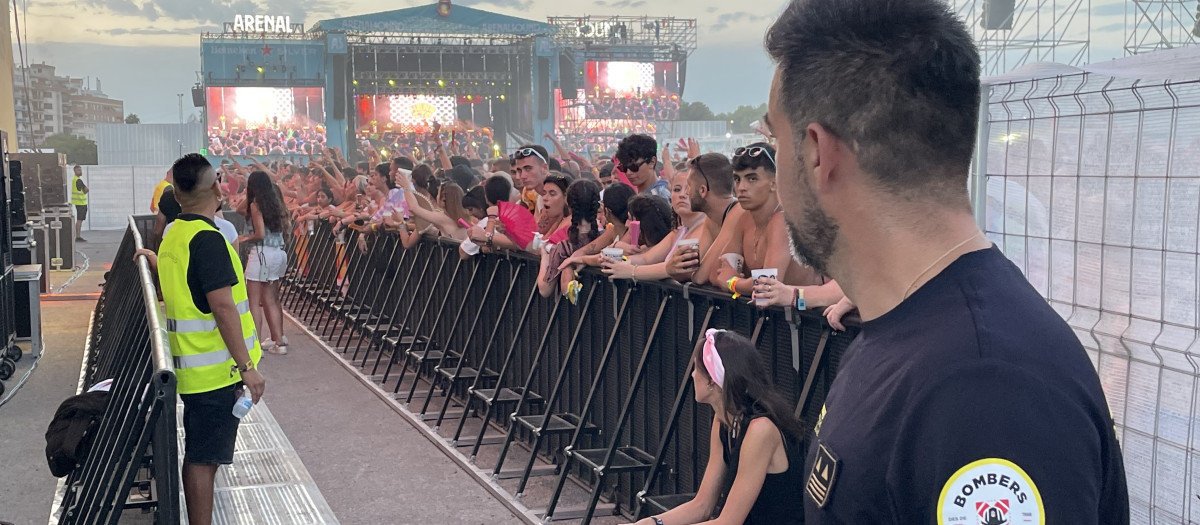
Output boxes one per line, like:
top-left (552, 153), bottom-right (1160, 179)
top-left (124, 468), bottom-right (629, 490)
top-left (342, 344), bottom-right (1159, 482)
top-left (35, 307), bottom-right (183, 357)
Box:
top-left (225, 15), bottom-right (304, 34)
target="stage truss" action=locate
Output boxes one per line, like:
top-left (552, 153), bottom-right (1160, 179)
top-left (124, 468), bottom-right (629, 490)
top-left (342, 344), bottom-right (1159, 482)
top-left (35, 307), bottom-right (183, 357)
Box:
top-left (548, 15), bottom-right (697, 61)
top-left (950, 0), bottom-right (1091, 76)
top-left (1124, 0), bottom-right (1199, 55)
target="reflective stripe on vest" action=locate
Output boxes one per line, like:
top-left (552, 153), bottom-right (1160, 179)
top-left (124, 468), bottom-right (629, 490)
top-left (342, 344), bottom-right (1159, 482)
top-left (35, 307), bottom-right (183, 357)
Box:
top-left (172, 335), bottom-right (258, 369)
top-left (71, 175), bottom-right (88, 205)
top-left (159, 218), bottom-right (262, 395)
top-left (166, 300), bottom-right (251, 333)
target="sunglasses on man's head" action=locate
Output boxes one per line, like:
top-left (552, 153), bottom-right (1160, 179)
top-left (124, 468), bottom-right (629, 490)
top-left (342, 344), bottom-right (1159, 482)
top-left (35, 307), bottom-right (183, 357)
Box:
top-left (512, 148), bottom-right (547, 164)
top-left (733, 146), bottom-right (777, 169)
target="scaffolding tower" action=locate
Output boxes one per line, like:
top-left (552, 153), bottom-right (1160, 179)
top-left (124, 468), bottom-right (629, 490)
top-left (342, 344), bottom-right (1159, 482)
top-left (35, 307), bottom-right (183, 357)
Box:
top-left (950, 0), bottom-right (1091, 76)
top-left (1125, 0), bottom-right (1199, 54)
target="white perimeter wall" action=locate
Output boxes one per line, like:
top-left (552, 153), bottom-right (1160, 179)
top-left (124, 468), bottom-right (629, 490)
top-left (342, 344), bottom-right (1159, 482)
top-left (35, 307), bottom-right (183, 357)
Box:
top-left (74, 165), bottom-right (170, 231)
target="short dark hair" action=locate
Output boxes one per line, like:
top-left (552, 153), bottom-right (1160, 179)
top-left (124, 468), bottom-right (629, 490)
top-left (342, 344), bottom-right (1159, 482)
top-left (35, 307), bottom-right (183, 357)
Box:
top-left (598, 162), bottom-right (615, 180)
top-left (615, 134), bottom-right (657, 166)
top-left (731, 142), bottom-right (777, 174)
top-left (171, 153), bottom-right (213, 195)
top-left (765, 0), bottom-right (980, 199)
top-left (483, 175), bottom-right (512, 205)
top-left (375, 163), bottom-right (396, 189)
top-left (601, 182), bottom-right (636, 223)
top-left (462, 186), bottom-right (487, 211)
top-left (450, 165), bottom-right (478, 191)
top-left (691, 153), bottom-right (735, 195)
top-left (392, 157), bottom-right (415, 171)
top-left (548, 157), bottom-right (563, 173)
top-left (449, 155), bottom-right (471, 168)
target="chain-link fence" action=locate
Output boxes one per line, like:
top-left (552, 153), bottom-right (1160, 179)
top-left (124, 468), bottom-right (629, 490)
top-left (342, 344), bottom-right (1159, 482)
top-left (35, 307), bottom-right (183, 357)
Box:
top-left (980, 69), bottom-right (1200, 523)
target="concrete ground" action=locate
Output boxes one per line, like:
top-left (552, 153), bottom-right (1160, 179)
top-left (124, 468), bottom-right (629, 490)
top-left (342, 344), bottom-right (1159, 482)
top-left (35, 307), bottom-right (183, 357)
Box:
top-left (0, 227), bottom-right (524, 525)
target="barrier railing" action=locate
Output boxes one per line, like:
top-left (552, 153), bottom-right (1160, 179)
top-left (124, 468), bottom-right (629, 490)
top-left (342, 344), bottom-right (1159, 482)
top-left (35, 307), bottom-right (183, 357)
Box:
top-left (284, 223), bottom-right (860, 523)
top-left (58, 216), bottom-right (179, 525)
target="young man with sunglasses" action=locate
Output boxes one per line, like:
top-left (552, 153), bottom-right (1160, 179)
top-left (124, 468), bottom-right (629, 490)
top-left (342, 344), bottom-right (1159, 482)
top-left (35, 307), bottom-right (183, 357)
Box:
top-left (616, 134), bottom-right (670, 201)
top-left (709, 143), bottom-right (823, 297)
top-left (512, 144), bottom-right (551, 215)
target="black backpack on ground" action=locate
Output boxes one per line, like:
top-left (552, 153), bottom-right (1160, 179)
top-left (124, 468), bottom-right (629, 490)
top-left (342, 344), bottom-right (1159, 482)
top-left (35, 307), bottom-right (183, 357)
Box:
top-left (45, 390), bottom-right (109, 477)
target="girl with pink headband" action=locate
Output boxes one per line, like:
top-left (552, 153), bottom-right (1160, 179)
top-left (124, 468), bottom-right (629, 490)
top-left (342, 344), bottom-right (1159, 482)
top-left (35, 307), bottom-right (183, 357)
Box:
top-left (630, 329), bottom-right (804, 525)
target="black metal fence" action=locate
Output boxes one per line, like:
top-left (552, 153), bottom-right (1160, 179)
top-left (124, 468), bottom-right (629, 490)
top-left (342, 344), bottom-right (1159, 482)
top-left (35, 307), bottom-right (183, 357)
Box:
top-left (284, 222), bottom-right (860, 523)
top-left (58, 216), bottom-right (179, 525)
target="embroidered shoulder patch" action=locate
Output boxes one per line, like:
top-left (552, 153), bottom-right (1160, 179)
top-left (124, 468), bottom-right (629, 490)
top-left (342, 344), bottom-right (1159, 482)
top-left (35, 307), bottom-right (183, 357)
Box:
top-left (805, 441), bottom-right (839, 508)
top-left (937, 458), bottom-right (1044, 524)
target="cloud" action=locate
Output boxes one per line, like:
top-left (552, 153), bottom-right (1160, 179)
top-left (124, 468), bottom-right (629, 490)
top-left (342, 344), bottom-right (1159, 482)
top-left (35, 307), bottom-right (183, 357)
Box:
top-left (710, 10), bottom-right (773, 32)
top-left (1091, 3), bottom-right (1126, 17)
top-left (87, 25), bottom-right (217, 36)
top-left (594, 0), bottom-right (646, 7)
top-left (69, 0), bottom-right (344, 25)
top-left (1095, 22), bottom-right (1124, 34)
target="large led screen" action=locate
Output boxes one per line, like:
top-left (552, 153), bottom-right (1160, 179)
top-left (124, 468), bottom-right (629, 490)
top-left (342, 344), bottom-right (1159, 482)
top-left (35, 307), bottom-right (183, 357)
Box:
top-left (206, 87), bottom-right (325, 156)
top-left (581, 61), bottom-right (680, 120)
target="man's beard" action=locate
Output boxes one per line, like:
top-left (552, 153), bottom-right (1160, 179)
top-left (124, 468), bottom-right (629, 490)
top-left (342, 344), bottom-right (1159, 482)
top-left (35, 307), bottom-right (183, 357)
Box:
top-left (689, 189), bottom-right (706, 213)
top-left (786, 174), bottom-right (838, 277)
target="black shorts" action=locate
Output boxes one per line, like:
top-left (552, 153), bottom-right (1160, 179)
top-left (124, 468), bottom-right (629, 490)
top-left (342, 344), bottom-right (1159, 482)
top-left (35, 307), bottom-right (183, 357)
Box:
top-left (180, 383), bottom-right (242, 465)
top-left (75, 204), bottom-right (88, 221)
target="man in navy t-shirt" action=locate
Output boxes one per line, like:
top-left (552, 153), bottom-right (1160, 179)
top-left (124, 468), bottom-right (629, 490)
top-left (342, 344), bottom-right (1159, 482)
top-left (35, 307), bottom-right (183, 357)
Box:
top-left (763, 0), bottom-right (1129, 523)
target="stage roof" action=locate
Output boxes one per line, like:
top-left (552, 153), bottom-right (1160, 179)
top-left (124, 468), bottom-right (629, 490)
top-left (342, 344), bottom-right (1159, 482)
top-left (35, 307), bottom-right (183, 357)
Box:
top-left (314, 3), bottom-right (553, 36)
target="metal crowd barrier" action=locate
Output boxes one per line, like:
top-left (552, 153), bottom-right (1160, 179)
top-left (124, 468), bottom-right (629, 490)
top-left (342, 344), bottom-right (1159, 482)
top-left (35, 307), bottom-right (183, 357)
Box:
top-left (59, 216), bottom-right (179, 525)
top-left (283, 223), bottom-right (860, 523)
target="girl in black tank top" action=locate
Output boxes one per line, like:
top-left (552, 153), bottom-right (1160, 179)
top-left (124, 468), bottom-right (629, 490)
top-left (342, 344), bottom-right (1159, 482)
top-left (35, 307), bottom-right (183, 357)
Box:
top-left (633, 330), bottom-right (805, 525)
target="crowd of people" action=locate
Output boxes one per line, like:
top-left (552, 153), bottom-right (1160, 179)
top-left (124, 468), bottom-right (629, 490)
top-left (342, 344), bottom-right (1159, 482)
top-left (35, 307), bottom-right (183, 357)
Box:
top-left (189, 130), bottom-right (848, 522)
top-left (207, 127), bottom-right (327, 158)
top-left (585, 94), bottom-right (680, 121)
top-left (357, 128), bottom-right (497, 163)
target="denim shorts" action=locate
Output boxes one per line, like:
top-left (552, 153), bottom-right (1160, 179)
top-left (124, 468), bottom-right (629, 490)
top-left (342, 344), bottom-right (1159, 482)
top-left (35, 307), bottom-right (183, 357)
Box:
top-left (180, 383), bottom-right (241, 465)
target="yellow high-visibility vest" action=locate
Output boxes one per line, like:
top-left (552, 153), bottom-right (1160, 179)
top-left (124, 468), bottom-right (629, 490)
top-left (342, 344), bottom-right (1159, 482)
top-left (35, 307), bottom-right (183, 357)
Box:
top-left (158, 217), bottom-right (261, 394)
top-left (71, 175), bottom-right (88, 206)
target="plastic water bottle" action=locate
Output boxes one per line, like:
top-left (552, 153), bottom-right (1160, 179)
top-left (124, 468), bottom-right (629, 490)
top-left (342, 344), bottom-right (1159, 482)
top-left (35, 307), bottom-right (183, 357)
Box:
top-left (531, 232), bottom-right (544, 252)
top-left (232, 390), bottom-right (254, 419)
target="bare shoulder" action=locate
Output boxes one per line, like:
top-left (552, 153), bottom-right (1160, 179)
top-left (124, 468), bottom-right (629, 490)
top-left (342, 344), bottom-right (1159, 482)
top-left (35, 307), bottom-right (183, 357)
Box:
top-left (744, 417), bottom-right (784, 446)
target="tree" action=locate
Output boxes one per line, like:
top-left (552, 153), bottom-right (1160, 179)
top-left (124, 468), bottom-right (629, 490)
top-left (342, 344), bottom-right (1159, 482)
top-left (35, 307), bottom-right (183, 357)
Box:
top-left (677, 100), bottom-right (715, 121)
top-left (41, 133), bottom-right (98, 165)
top-left (714, 103), bottom-right (769, 134)
top-left (125, 113), bottom-right (141, 124)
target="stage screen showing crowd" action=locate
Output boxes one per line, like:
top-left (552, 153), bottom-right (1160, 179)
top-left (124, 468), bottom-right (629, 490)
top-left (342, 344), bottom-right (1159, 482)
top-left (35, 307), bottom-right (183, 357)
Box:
top-left (206, 87), bottom-right (326, 157)
top-left (555, 61), bottom-right (681, 156)
top-left (355, 94), bottom-right (496, 159)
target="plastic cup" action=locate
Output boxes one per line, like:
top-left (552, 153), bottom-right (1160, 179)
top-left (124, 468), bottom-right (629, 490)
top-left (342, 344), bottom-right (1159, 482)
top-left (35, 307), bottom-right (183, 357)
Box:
top-left (720, 253), bottom-right (745, 274)
top-left (677, 238), bottom-right (700, 251)
top-left (751, 268), bottom-right (779, 306)
top-left (602, 248), bottom-right (624, 261)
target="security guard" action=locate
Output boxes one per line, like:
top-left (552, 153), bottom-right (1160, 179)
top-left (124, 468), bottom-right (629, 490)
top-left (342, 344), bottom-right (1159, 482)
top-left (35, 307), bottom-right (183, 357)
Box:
top-left (70, 165), bottom-right (89, 242)
top-left (156, 153), bottom-right (265, 525)
top-left (764, 0), bottom-right (1128, 523)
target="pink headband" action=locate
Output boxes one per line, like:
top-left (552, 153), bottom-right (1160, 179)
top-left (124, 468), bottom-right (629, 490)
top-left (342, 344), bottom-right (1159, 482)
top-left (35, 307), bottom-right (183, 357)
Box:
top-left (702, 329), bottom-right (726, 389)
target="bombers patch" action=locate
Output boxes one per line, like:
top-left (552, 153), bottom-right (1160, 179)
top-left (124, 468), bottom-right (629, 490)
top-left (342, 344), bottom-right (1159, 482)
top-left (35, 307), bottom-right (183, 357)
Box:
top-left (937, 458), bottom-right (1044, 525)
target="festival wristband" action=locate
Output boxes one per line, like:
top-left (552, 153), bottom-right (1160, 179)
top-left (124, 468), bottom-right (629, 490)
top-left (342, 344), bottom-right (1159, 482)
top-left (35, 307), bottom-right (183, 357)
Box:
top-left (726, 277), bottom-right (741, 299)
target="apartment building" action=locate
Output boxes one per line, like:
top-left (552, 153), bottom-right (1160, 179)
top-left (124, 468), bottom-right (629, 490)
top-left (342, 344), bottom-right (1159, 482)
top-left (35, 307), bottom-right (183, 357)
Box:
top-left (12, 63), bottom-right (124, 146)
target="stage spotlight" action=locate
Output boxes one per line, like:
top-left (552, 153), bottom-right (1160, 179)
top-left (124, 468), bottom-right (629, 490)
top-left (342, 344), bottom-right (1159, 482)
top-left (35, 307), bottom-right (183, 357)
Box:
top-left (499, 94), bottom-right (506, 101)
top-left (389, 79), bottom-right (396, 86)
top-left (438, 79), bottom-right (446, 87)
top-left (353, 80), bottom-right (358, 86)
top-left (256, 66), bottom-right (264, 74)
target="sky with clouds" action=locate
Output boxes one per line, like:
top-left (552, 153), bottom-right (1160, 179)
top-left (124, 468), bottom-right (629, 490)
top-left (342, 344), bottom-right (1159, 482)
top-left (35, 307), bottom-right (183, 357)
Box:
top-left (12, 0), bottom-right (1134, 124)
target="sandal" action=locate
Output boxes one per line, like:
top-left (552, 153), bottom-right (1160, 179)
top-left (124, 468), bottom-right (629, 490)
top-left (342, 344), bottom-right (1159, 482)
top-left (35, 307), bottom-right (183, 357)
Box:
top-left (263, 340), bottom-right (288, 355)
